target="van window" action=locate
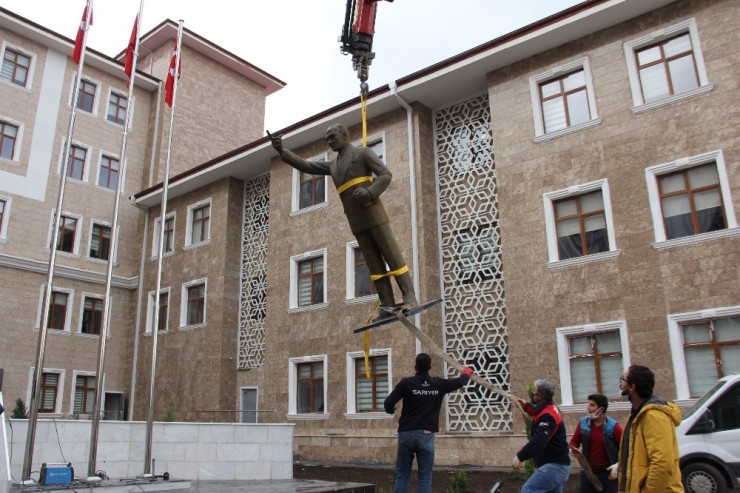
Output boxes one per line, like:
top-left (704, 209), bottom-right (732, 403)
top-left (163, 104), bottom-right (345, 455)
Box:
top-left (707, 382), bottom-right (740, 431)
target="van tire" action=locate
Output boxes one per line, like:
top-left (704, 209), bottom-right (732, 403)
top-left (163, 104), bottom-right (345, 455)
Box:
top-left (682, 462), bottom-right (727, 493)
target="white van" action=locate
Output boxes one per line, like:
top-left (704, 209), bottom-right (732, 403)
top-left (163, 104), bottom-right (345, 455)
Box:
top-left (677, 373), bottom-right (740, 493)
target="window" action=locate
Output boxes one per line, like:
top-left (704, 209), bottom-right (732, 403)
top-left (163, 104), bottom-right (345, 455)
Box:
top-left (152, 214), bottom-right (175, 256)
top-left (529, 58), bottom-right (600, 139)
top-left (349, 244), bottom-right (375, 299)
top-left (288, 356), bottom-right (327, 416)
top-left (89, 223), bottom-right (111, 260)
top-left (186, 199), bottom-right (211, 246)
top-left (556, 321), bottom-right (631, 406)
top-left (624, 19), bottom-right (712, 111)
top-left (291, 153), bottom-right (328, 214)
top-left (53, 214), bottom-right (78, 253)
top-left (347, 351), bottom-right (390, 414)
top-left (455, 223), bottom-right (500, 284)
top-left (0, 197), bottom-right (9, 240)
top-left (645, 150), bottom-right (738, 247)
top-left (705, 381), bottom-right (740, 432)
top-left (146, 289), bottom-right (169, 334)
top-left (1, 120), bottom-right (19, 160)
top-left (1, 47), bottom-right (31, 87)
top-left (48, 291), bottom-right (69, 330)
top-left (181, 279), bottom-right (206, 327)
top-left (106, 92), bottom-right (127, 125)
top-left (290, 249), bottom-right (328, 310)
top-left (298, 257), bottom-right (323, 306)
top-left (76, 79), bottom-right (97, 113)
top-left (553, 191), bottom-right (609, 260)
top-left (81, 296), bottom-right (103, 335)
top-left (67, 145), bottom-right (87, 181)
top-left (74, 374), bottom-right (96, 415)
top-left (668, 306), bottom-right (740, 400)
top-left (98, 155), bottom-right (119, 190)
top-left (544, 180), bottom-right (619, 266)
top-left (39, 372), bottom-right (61, 413)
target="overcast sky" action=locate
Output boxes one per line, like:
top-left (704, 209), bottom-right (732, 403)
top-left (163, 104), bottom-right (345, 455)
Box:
top-left (4, 0), bottom-right (582, 131)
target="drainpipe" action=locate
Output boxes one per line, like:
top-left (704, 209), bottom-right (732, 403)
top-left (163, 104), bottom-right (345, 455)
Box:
top-left (390, 82), bottom-right (421, 354)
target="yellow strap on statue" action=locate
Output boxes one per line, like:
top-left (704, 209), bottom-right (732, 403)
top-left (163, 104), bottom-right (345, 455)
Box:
top-left (337, 175), bottom-right (373, 194)
top-left (370, 265), bottom-right (409, 281)
top-left (362, 300), bottom-right (381, 379)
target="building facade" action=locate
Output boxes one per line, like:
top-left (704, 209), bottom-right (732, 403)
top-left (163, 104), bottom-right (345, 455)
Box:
top-left (2, 0), bottom-right (738, 468)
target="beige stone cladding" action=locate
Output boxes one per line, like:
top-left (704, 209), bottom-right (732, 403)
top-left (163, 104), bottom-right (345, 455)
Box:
top-left (490, 0), bottom-right (739, 424)
top-left (131, 177), bottom-right (243, 421)
top-left (138, 43), bottom-right (268, 181)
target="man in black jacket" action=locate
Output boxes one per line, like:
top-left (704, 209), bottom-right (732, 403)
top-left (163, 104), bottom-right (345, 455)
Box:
top-left (514, 379), bottom-right (571, 492)
top-left (384, 353), bottom-right (472, 493)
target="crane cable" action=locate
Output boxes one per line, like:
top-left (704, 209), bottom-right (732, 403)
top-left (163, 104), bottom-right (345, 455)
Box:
top-left (360, 89), bottom-right (373, 379)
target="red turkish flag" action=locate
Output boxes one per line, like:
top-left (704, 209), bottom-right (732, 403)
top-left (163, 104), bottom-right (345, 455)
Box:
top-left (72, 2), bottom-right (93, 64)
top-left (164, 41), bottom-right (180, 107)
top-left (124, 15), bottom-right (138, 86)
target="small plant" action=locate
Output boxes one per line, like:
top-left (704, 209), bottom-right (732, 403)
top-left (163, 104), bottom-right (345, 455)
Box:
top-left (449, 470), bottom-right (469, 493)
top-left (12, 398), bottom-right (29, 419)
top-left (164, 403), bottom-right (176, 422)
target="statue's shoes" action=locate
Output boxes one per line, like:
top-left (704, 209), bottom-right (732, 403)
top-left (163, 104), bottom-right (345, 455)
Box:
top-left (372, 305), bottom-right (400, 322)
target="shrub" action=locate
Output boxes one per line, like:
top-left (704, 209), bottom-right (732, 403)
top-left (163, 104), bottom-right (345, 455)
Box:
top-left (449, 470), bottom-right (469, 493)
top-left (12, 398), bottom-right (28, 419)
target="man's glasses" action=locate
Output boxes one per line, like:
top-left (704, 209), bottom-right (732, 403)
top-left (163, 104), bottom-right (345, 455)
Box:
top-left (619, 376), bottom-right (628, 383)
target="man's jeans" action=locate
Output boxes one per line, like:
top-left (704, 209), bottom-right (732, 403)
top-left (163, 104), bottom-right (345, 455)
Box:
top-left (521, 463), bottom-right (571, 493)
top-left (394, 430), bottom-right (434, 493)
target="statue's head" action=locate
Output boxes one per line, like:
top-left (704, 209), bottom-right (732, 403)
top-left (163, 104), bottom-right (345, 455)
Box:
top-left (325, 124), bottom-right (350, 151)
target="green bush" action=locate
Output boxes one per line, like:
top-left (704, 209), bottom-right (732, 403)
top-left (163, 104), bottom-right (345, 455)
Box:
top-left (12, 398), bottom-right (28, 419)
top-left (449, 470), bottom-right (469, 493)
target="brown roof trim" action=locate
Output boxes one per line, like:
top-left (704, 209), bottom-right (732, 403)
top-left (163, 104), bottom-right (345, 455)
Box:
top-left (0, 5), bottom-right (159, 84)
top-left (396, 0), bottom-right (606, 86)
top-left (133, 83), bottom-right (391, 200)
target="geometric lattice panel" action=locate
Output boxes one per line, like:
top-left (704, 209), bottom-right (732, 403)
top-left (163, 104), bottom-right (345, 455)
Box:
top-left (434, 95), bottom-right (511, 432)
top-left (238, 174), bottom-right (270, 369)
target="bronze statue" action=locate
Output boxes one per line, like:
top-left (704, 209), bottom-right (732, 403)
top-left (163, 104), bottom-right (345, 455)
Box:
top-left (270, 124), bottom-right (416, 318)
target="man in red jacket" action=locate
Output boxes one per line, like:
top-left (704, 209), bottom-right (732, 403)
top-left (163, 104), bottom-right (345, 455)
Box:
top-left (384, 353), bottom-right (472, 493)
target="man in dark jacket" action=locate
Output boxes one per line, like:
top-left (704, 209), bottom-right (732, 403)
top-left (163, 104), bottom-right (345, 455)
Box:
top-left (514, 379), bottom-right (571, 492)
top-left (384, 353), bottom-right (472, 493)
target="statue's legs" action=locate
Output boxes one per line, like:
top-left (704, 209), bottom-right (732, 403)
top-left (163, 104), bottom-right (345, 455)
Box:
top-left (360, 224), bottom-right (417, 309)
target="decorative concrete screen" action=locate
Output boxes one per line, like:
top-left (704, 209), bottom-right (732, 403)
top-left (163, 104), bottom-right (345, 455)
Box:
top-left (239, 175), bottom-right (270, 369)
top-left (434, 95), bottom-right (512, 432)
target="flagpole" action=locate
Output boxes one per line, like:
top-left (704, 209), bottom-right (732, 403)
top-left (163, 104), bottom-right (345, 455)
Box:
top-left (86, 0), bottom-right (144, 479)
top-left (143, 19), bottom-right (183, 476)
top-left (22, 0), bottom-right (94, 481)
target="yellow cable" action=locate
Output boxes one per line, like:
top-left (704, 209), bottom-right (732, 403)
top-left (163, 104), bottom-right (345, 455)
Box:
top-left (337, 176), bottom-right (373, 194)
top-left (361, 91), bottom-right (368, 147)
top-left (363, 300), bottom-right (381, 379)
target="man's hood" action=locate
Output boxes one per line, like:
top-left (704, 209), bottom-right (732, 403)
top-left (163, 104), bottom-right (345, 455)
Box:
top-left (639, 394), bottom-right (682, 426)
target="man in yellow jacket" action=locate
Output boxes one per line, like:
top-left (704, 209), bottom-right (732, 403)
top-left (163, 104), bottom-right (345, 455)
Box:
top-left (615, 365), bottom-right (684, 492)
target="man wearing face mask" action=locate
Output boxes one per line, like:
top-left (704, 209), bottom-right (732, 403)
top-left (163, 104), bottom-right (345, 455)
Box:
top-left (615, 365), bottom-right (683, 492)
top-left (569, 394), bottom-right (623, 493)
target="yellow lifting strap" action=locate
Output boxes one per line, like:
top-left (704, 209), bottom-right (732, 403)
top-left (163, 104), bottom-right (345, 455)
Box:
top-left (363, 300), bottom-right (381, 379)
top-left (361, 90), bottom-right (368, 147)
top-left (370, 265), bottom-right (409, 282)
top-left (337, 175), bottom-right (373, 194)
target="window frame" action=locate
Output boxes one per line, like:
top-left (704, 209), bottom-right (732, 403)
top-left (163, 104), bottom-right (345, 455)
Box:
top-left (146, 288), bottom-right (170, 334)
top-left (180, 278), bottom-right (207, 329)
top-left (288, 354), bottom-right (328, 419)
top-left (0, 117), bottom-right (23, 162)
top-left (58, 140), bottom-right (92, 183)
top-left (28, 368), bottom-right (65, 414)
top-left (645, 150), bottom-right (739, 249)
top-left (74, 77), bottom-right (99, 115)
top-left (71, 372), bottom-right (97, 416)
top-left (290, 152), bottom-right (329, 214)
top-left (88, 221), bottom-right (113, 262)
top-left (37, 285), bottom-right (74, 332)
top-left (623, 18), bottom-right (712, 113)
top-left (556, 320), bottom-right (632, 410)
top-left (152, 212), bottom-right (176, 257)
top-left (79, 293), bottom-right (105, 336)
top-left (0, 195), bottom-right (11, 241)
top-left (105, 89), bottom-right (130, 127)
top-left (345, 241), bottom-right (377, 302)
top-left (0, 42), bottom-right (35, 90)
top-left (185, 198), bottom-right (212, 248)
top-left (543, 179), bottom-right (619, 267)
top-left (529, 57), bottom-right (601, 141)
top-left (96, 152), bottom-right (122, 192)
top-left (345, 348), bottom-right (393, 418)
top-left (289, 248), bottom-right (328, 312)
top-left (668, 305), bottom-right (740, 403)
top-left (48, 210), bottom-right (82, 256)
